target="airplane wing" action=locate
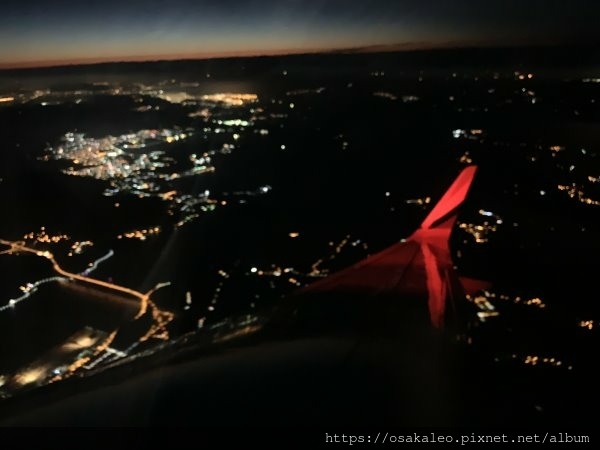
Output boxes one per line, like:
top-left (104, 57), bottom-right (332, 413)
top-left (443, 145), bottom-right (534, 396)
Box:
top-left (298, 166), bottom-right (478, 327)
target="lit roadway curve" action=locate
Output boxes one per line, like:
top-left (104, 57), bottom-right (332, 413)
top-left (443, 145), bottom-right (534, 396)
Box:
top-left (0, 238), bottom-right (156, 318)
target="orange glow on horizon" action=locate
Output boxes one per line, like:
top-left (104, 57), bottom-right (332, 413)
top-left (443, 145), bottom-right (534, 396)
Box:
top-left (0, 47), bottom-right (335, 70)
top-left (0, 42), bottom-right (451, 70)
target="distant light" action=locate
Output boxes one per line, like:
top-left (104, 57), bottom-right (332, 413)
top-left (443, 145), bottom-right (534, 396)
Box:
top-left (280, 144), bottom-right (286, 150)
top-left (233, 133), bottom-right (240, 140)
top-left (289, 232), bottom-right (300, 238)
top-left (289, 103), bottom-right (295, 109)
top-left (540, 190), bottom-right (546, 196)
top-left (385, 191), bottom-right (390, 197)
top-left (282, 70), bottom-right (287, 76)
top-left (16, 367), bottom-right (46, 385)
top-left (250, 267), bottom-right (258, 273)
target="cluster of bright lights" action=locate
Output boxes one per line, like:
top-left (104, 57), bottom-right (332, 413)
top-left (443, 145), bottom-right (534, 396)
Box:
top-left (41, 129), bottom-right (244, 227)
top-left (200, 93), bottom-right (258, 106)
top-left (459, 151), bottom-right (473, 164)
top-left (458, 209), bottom-right (503, 244)
top-left (459, 222), bottom-right (497, 243)
top-left (514, 71), bottom-right (535, 80)
top-left (471, 290), bottom-right (547, 310)
top-left (465, 294), bottom-right (499, 322)
top-left (68, 241), bottom-right (93, 256)
top-left (310, 235), bottom-right (351, 276)
top-left (523, 355), bottom-right (563, 367)
top-left (557, 184), bottom-right (600, 206)
top-left (23, 227), bottom-right (69, 244)
top-left (405, 196), bottom-right (431, 206)
top-left (452, 128), bottom-right (484, 140)
top-left (249, 265), bottom-right (298, 280)
top-left (117, 226), bottom-right (161, 241)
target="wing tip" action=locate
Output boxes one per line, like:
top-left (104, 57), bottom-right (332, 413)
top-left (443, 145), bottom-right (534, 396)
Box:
top-left (420, 165), bottom-right (478, 230)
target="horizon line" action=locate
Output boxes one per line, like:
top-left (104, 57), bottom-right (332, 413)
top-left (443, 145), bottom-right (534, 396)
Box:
top-left (0, 40), bottom-right (594, 72)
top-left (0, 42), bottom-right (445, 71)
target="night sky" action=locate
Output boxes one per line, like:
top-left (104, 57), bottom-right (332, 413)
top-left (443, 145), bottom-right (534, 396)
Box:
top-left (2, 0), bottom-right (599, 68)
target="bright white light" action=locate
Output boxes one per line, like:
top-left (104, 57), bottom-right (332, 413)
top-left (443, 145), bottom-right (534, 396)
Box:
top-left (280, 144), bottom-right (286, 150)
top-left (250, 267), bottom-right (258, 273)
top-left (540, 190), bottom-right (546, 196)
